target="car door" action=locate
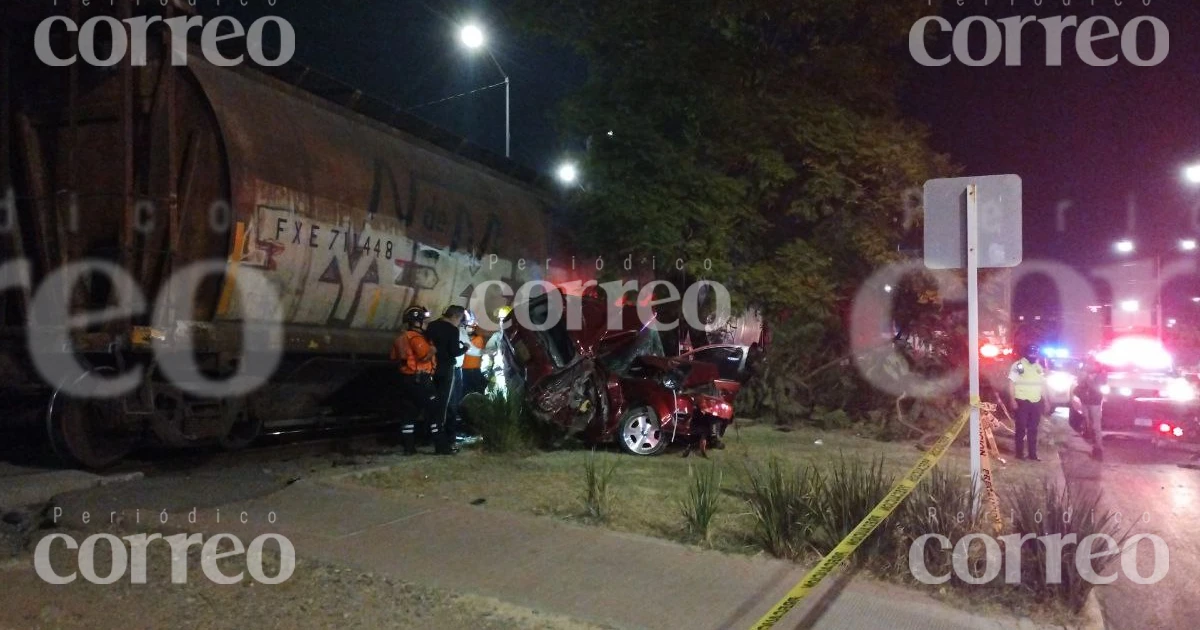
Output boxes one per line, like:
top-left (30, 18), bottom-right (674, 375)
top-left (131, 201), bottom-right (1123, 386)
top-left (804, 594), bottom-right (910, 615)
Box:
top-left (679, 344), bottom-right (749, 405)
top-left (680, 344), bottom-right (748, 382)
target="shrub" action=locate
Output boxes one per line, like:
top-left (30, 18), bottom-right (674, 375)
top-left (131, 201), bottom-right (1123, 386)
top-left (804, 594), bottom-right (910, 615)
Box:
top-left (742, 458), bottom-right (821, 559)
top-left (889, 466), bottom-right (983, 582)
top-left (581, 449), bottom-right (620, 522)
top-left (679, 461), bottom-right (723, 544)
top-left (811, 455), bottom-right (894, 560)
top-left (460, 388), bottom-right (532, 454)
top-left (1002, 479), bottom-right (1129, 612)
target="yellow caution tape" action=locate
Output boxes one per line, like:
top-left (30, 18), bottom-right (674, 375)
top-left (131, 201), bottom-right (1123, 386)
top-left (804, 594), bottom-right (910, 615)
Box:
top-left (749, 407), bottom-right (971, 630)
top-left (977, 407), bottom-right (1004, 533)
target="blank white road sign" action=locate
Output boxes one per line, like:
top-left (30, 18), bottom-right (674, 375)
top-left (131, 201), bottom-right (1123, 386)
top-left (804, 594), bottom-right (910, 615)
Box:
top-left (923, 175), bottom-right (1022, 269)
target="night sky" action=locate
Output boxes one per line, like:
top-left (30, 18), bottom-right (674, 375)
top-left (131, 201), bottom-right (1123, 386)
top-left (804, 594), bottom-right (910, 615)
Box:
top-left (201, 0), bottom-right (584, 171)
top-left (900, 0), bottom-right (1200, 320)
top-left (205, 0), bottom-right (1200, 322)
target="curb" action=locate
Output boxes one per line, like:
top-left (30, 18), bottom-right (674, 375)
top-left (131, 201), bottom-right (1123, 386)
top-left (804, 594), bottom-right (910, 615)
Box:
top-left (1051, 417), bottom-right (1106, 630)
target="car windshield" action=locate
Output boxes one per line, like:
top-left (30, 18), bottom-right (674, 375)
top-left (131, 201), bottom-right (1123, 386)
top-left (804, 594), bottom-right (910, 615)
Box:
top-left (598, 328), bottom-right (665, 375)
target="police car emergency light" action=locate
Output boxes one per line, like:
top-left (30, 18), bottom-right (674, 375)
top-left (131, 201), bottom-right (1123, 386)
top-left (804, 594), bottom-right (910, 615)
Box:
top-left (1040, 346), bottom-right (1070, 359)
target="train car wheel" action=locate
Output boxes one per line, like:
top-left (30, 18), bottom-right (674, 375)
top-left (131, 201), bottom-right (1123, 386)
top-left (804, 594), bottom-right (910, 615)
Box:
top-left (46, 368), bottom-right (137, 470)
top-left (219, 405), bottom-right (262, 451)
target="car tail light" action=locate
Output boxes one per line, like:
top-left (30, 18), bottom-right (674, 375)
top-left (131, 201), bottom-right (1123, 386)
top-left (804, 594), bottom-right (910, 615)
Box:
top-left (1174, 426), bottom-right (1184, 438)
top-left (981, 344), bottom-right (1000, 358)
top-left (1159, 423), bottom-right (1172, 433)
top-left (697, 395), bottom-right (733, 419)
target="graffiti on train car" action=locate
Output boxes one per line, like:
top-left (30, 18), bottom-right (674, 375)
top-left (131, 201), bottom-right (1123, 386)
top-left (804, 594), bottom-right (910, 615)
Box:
top-left (216, 182), bottom-right (534, 329)
top-left (365, 158), bottom-right (524, 263)
top-left (221, 205), bottom-right (523, 329)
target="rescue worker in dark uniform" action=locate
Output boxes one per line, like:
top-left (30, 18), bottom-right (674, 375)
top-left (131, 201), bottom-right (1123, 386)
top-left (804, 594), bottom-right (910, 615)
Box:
top-left (391, 306), bottom-right (438, 455)
top-left (424, 305), bottom-right (468, 455)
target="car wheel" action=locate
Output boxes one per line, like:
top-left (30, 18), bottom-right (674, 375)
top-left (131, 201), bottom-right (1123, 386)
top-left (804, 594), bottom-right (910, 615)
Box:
top-left (617, 406), bottom-right (668, 456)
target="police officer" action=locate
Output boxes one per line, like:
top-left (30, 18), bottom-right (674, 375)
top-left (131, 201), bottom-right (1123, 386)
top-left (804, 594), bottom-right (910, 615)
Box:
top-left (1008, 344), bottom-right (1047, 461)
top-left (391, 306), bottom-right (439, 455)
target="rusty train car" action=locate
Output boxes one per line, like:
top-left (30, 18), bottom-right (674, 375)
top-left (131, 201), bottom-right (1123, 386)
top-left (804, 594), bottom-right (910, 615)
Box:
top-left (0, 3), bottom-right (573, 467)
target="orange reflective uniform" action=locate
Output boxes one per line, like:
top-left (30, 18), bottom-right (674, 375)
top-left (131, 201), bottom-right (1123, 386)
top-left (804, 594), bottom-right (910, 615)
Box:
top-left (391, 329), bottom-right (437, 375)
top-left (462, 333), bottom-right (486, 370)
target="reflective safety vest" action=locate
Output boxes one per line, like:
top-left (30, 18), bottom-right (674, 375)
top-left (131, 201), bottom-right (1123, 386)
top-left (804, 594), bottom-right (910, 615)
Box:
top-left (1009, 358), bottom-right (1045, 402)
top-left (462, 333), bottom-right (486, 370)
top-left (391, 329), bottom-right (437, 375)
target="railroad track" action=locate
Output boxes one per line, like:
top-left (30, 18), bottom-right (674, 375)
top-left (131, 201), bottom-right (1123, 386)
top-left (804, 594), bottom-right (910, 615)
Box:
top-left (2, 414), bottom-right (413, 477)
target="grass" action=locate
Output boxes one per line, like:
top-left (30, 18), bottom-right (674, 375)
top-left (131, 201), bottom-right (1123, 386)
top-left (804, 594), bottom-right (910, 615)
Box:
top-left (460, 388), bottom-right (535, 454)
top-left (355, 422), bottom-right (1055, 552)
top-left (581, 449), bottom-right (620, 522)
top-left (679, 460), bottom-right (724, 544)
top-left (741, 457), bottom-right (821, 559)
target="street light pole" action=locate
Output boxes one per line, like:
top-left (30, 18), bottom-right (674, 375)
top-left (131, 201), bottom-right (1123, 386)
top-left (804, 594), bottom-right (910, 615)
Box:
top-left (485, 49), bottom-right (510, 159)
top-left (1156, 254), bottom-right (1163, 341)
top-left (504, 74), bottom-right (510, 159)
top-left (458, 24), bottom-right (511, 158)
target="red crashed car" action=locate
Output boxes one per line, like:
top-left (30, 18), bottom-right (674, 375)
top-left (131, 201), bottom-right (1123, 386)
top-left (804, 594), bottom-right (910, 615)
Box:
top-left (498, 292), bottom-right (739, 455)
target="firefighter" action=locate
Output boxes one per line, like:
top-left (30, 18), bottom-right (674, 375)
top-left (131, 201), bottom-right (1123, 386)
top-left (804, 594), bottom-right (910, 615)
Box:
top-left (461, 313), bottom-right (488, 397)
top-left (391, 306), bottom-right (438, 455)
top-left (1008, 344), bottom-right (1047, 461)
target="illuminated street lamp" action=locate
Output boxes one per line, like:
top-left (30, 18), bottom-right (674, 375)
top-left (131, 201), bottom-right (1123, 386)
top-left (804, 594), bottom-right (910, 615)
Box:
top-left (1184, 163), bottom-right (1200, 185)
top-left (458, 22), bottom-right (510, 158)
top-left (1108, 237), bottom-right (1200, 339)
top-left (555, 161), bottom-right (579, 185)
top-left (459, 23), bottom-right (485, 49)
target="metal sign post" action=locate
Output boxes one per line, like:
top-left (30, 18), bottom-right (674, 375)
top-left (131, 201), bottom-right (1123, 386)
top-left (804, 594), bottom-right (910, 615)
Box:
top-left (923, 174), bottom-right (1021, 514)
top-left (966, 184), bottom-right (981, 505)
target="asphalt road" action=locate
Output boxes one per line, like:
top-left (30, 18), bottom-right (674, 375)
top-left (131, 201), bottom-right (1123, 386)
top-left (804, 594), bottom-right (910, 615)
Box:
top-left (1058, 419), bottom-right (1200, 630)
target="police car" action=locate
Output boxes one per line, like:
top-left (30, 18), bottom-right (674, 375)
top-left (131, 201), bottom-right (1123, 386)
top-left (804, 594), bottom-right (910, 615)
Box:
top-left (1072, 336), bottom-right (1199, 441)
top-left (1038, 346), bottom-right (1082, 410)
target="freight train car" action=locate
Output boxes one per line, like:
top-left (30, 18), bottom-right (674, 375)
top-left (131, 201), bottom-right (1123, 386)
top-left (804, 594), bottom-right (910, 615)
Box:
top-left (0, 2), bottom-right (569, 467)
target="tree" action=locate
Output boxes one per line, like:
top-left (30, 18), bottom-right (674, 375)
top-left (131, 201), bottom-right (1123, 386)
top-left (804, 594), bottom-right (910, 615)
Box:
top-left (515, 0), bottom-right (957, 423)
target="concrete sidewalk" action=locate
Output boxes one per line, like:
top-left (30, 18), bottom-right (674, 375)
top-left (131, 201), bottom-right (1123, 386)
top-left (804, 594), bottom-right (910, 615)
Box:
top-left (165, 477), bottom-right (1054, 630)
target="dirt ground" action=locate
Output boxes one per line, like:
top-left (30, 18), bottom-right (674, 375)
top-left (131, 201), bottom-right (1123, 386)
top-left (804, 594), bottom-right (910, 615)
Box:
top-left (0, 526), bottom-right (613, 630)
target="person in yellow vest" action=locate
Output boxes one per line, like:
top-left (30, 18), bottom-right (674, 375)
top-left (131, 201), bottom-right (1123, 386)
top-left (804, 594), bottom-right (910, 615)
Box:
top-left (1008, 344), bottom-right (1047, 461)
top-left (391, 306), bottom-right (438, 455)
top-left (461, 315), bottom-right (488, 396)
